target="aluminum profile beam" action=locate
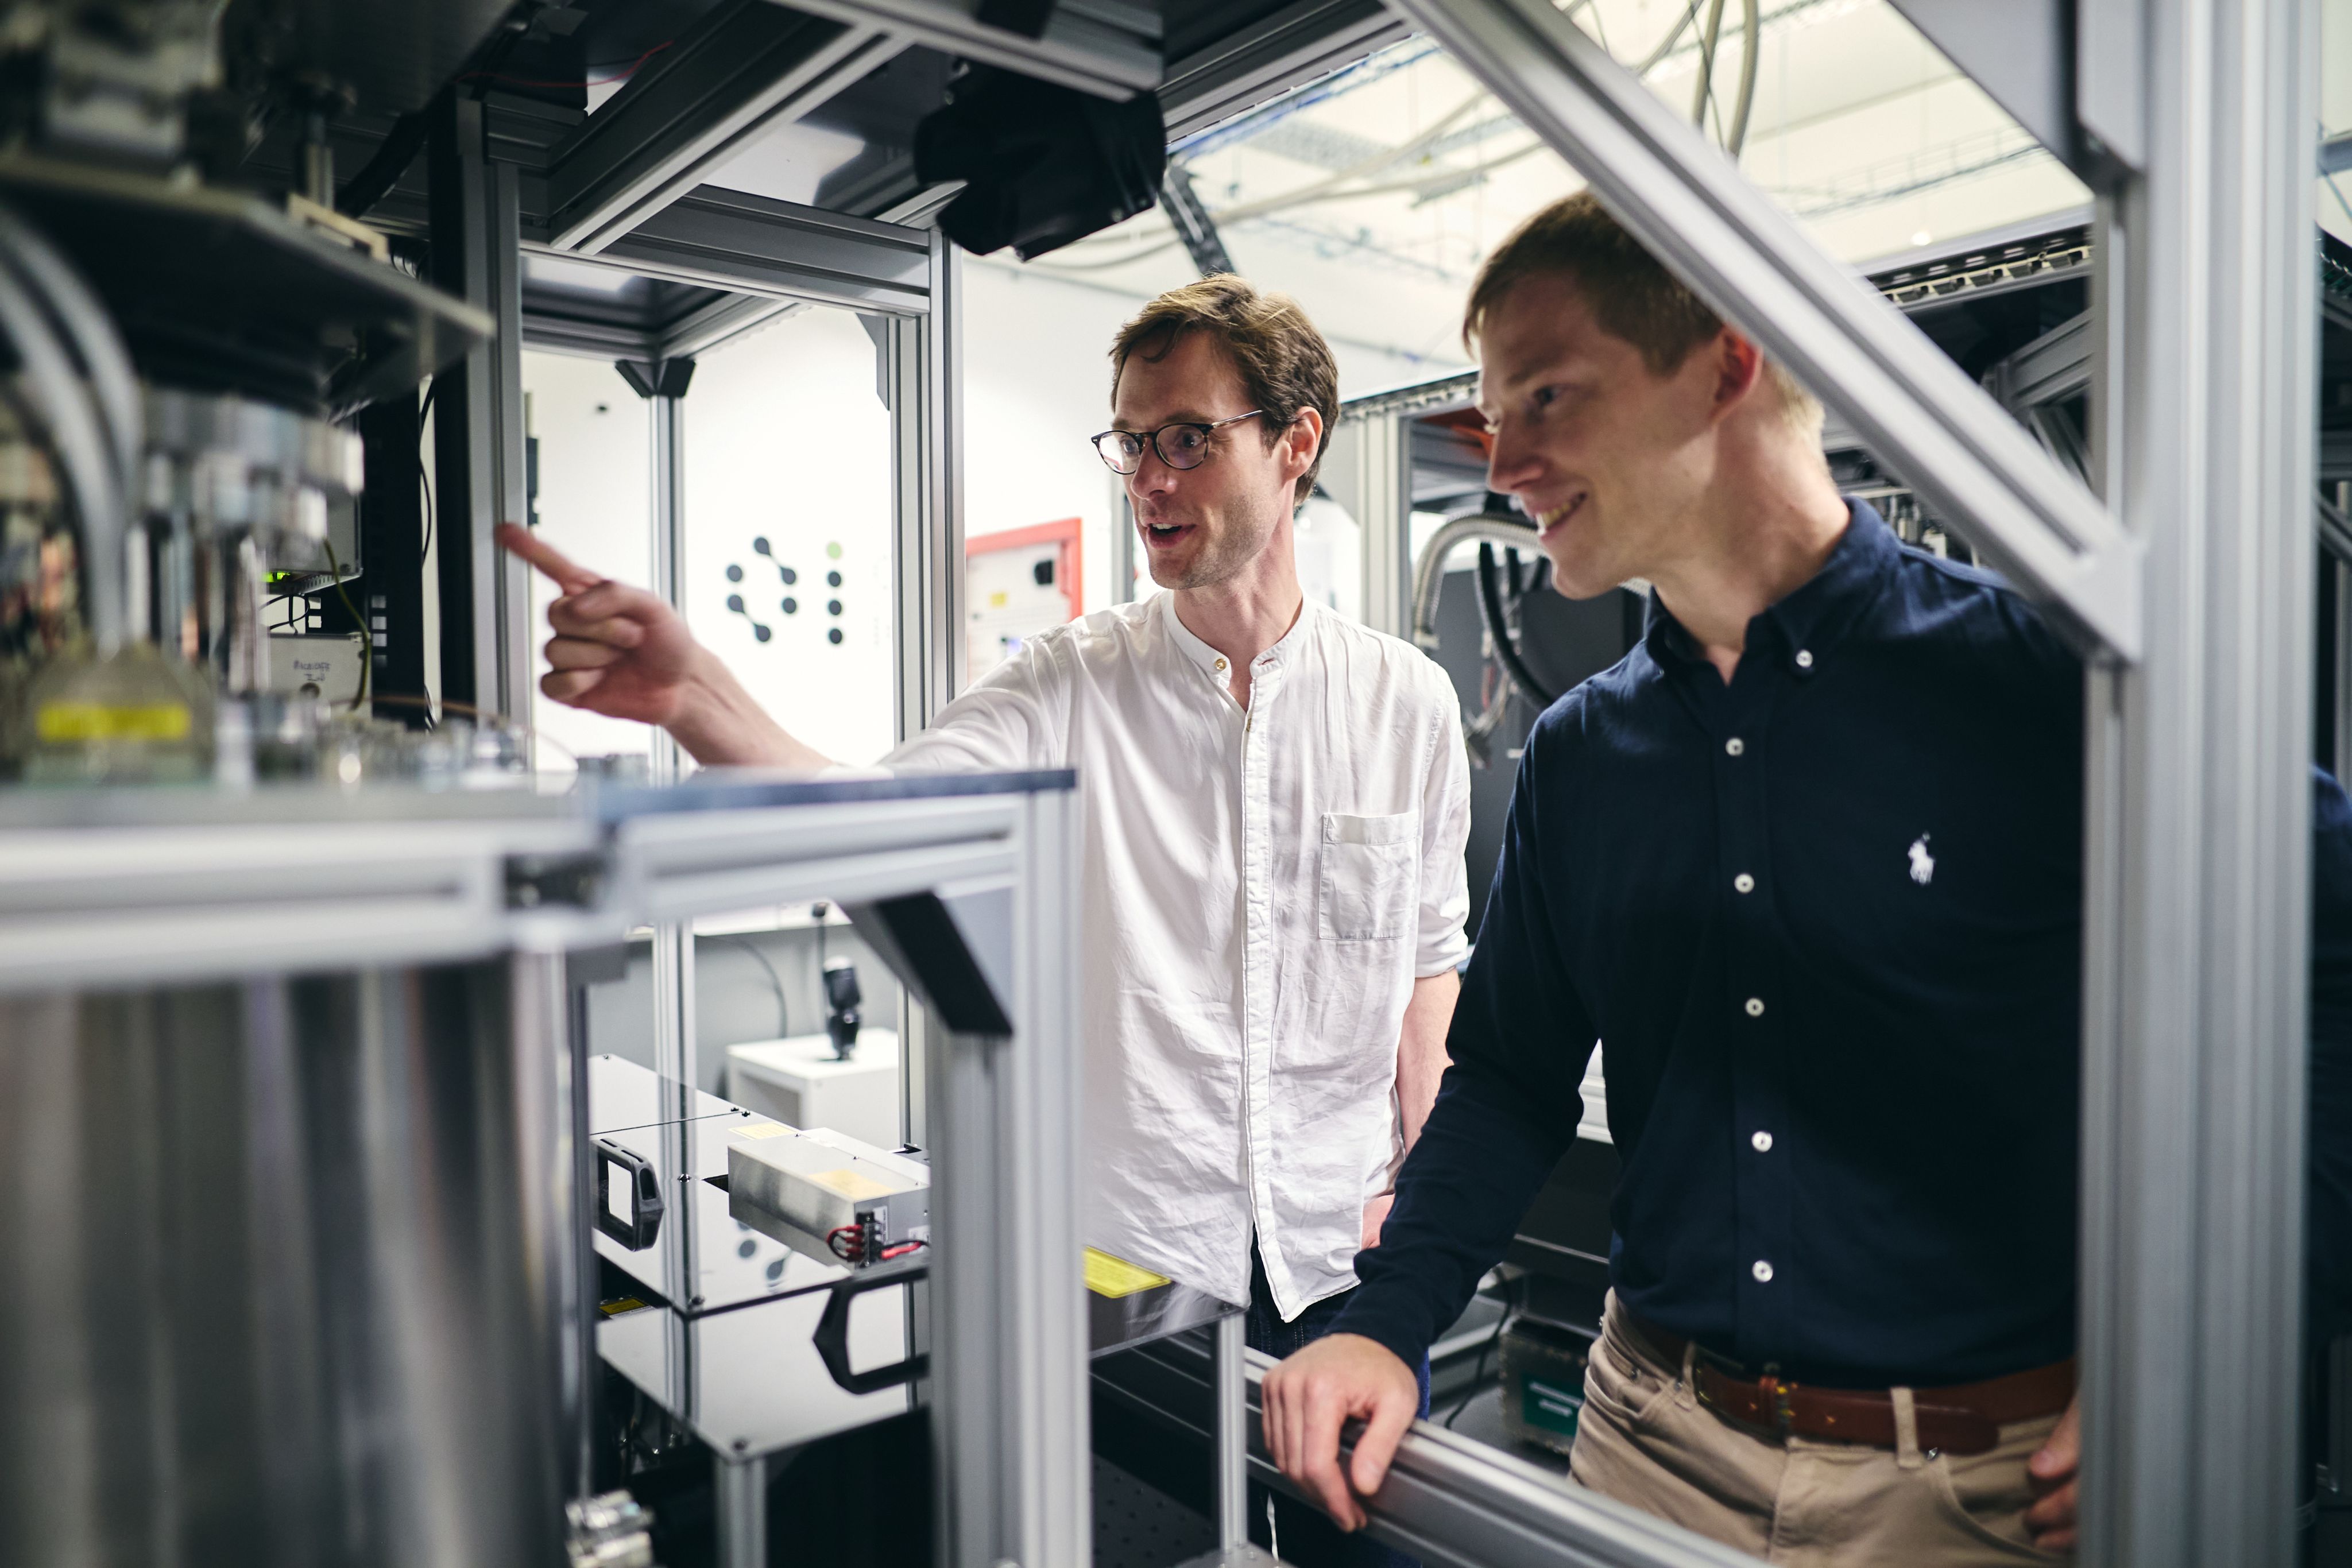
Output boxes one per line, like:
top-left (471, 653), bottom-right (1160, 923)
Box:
top-left (907, 792), bottom-right (1088, 1568)
top-left (1885, 0), bottom-right (2076, 173)
top-left (1387, 0), bottom-right (2142, 663)
top-left (780, 0), bottom-right (1162, 99)
top-left (889, 227), bottom-right (965, 741)
top-left (543, 3), bottom-right (902, 253)
top-left (1984, 309), bottom-right (2094, 412)
top-left (521, 286), bottom-right (803, 363)
top-left (585, 189), bottom-right (935, 314)
top-left (2075, 1), bottom-right (2321, 1563)
top-left (884, 230), bottom-right (965, 1155)
top-left (430, 94), bottom-right (535, 722)
top-left (1094, 1337), bottom-right (1759, 1568)
top-left (1159, 0), bottom-right (1413, 144)
top-left (2320, 491), bottom-right (2352, 564)
top-left (1321, 412), bottom-right (1412, 636)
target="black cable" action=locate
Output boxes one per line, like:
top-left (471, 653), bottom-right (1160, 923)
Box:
top-left (1440, 1278), bottom-right (1518, 1430)
top-left (336, 107), bottom-right (431, 220)
top-left (419, 450), bottom-right (434, 565)
top-left (418, 380), bottom-right (436, 565)
top-left (706, 933), bottom-right (790, 1038)
top-left (1477, 543), bottom-right (1558, 708)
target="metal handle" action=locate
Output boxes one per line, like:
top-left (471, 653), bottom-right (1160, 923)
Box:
top-left (813, 1266), bottom-right (929, 1395)
top-left (593, 1138), bottom-right (664, 1250)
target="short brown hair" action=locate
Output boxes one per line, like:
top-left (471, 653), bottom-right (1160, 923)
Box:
top-left (1464, 192), bottom-right (1820, 432)
top-left (1110, 276), bottom-right (1338, 508)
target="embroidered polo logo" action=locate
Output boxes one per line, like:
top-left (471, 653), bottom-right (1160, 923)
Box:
top-left (1908, 834), bottom-right (1935, 886)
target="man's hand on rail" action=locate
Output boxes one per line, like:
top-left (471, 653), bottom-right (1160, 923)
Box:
top-left (1263, 1331), bottom-right (1419, 1532)
top-left (498, 524), bottom-right (828, 769)
top-left (2023, 1391), bottom-right (2081, 1551)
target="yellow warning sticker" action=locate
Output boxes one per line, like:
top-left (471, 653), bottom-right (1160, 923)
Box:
top-left (733, 1121), bottom-right (788, 1139)
top-left (806, 1166), bottom-right (895, 1201)
top-left (36, 701), bottom-right (191, 742)
top-left (1084, 1246), bottom-right (1170, 1299)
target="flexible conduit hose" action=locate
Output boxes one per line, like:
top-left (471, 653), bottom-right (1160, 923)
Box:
top-left (1689, 0), bottom-right (1762, 157)
top-left (0, 202), bottom-right (137, 655)
top-left (1729, 0), bottom-right (1761, 156)
top-left (1407, 510), bottom-right (1561, 737)
top-left (1409, 510), bottom-right (1548, 651)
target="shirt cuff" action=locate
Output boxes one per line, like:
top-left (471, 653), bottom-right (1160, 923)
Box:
top-left (1414, 926), bottom-right (1469, 977)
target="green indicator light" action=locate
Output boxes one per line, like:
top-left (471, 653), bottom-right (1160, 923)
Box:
top-left (826, 541), bottom-right (843, 560)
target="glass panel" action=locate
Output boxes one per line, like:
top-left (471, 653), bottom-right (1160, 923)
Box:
top-left (964, 264), bottom-right (1149, 619)
top-left (2311, 3), bottom-right (2352, 1550)
top-left (1097, 9), bottom-right (2103, 1560)
top-left (519, 351), bottom-right (653, 777)
top-left (684, 306), bottom-right (896, 766)
top-left (676, 304), bottom-right (908, 1128)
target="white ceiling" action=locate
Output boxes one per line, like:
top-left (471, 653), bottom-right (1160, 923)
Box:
top-left (989, 0), bottom-right (2352, 371)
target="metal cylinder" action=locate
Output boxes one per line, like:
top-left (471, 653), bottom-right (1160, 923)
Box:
top-left (0, 955), bottom-right (572, 1568)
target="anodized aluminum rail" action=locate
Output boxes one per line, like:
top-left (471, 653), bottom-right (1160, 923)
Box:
top-left (1095, 1334), bottom-right (1754, 1568)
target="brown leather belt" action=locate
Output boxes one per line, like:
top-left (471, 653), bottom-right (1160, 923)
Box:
top-left (1627, 1314), bottom-right (2075, 1457)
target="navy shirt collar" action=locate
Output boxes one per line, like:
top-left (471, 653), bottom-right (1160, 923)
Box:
top-left (1641, 499), bottom-right (1897, 674)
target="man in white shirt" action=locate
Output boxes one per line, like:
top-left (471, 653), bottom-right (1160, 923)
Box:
top-left (502, 282), bottom-right (1469, 1547)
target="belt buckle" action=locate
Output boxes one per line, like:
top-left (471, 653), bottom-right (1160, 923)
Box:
top-left (1766, 1377), bottom-right (1797, 1439)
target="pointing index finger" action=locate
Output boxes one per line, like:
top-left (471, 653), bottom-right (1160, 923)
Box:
top-left (497, 521), bottom-right (604, 594)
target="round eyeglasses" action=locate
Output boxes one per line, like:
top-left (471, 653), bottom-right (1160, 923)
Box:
top-left (1090, 410), bottom-right (1266, 475)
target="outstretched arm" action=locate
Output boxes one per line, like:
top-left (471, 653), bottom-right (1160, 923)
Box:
top-left (499, 523), bottom-right (830, 770)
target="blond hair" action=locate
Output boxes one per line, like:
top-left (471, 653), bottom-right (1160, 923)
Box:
top-left (1465, 192), bottom-right (1821, 434)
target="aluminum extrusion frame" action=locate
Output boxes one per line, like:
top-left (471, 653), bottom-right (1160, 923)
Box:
top-left (2073, 3), bottom-right (2322, 1566)
top-left (1095, 1337), bottom-right (1759, 1568)
top-left (540, 6), bottom-right (903, 254)
top-left (432, 95), bottom-right (537, 722)
top-left (1385, 0), bottom-right (2141, 663)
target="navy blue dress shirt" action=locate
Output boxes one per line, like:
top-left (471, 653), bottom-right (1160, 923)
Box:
top-left (1334, 502), bottom-right (2091, 1387)
top-left (2309, 768), bottom-right (2352, 1344)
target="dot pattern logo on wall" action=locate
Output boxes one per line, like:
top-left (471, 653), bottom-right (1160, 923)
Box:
top-left (724, 535), bottom-right (852, 647)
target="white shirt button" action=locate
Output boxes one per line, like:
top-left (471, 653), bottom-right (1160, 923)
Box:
top-left (1795, 650), bottom-right (1814, 669)
top-left (1744, 997), bottom-right (1765, 1017)
top-left (1751, 1130), bottom-right (1774, 1152)
top-left (1733, 873), bottom-right (1755, 894)
top-left (1213, 657), bottom-right (1227, 671)
top-left (1725, 737), bottom-right (1745, 756)
top-left (1752, 1259), bottom-right (1775, 1283)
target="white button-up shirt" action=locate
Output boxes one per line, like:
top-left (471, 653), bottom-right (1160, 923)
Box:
top-left (885, 593), bottom-right (1471, 1317)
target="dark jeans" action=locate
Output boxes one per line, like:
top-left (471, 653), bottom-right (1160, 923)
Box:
top-left (1244, 1246), bottom-right (1429, 1568)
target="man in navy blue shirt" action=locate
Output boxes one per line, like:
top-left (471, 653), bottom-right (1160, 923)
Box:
top-left (1263, 193), bottom-right (2100, 1564)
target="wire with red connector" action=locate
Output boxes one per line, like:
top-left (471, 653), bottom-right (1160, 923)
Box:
top-left (826, 1221), bottom-right (927, 1265)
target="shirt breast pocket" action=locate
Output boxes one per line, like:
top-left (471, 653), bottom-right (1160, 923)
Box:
top-left (1318, 811), bottom-right (1418, 943)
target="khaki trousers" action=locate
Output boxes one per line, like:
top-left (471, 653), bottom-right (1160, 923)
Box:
top-left (1568, 1294), bottom-right (2068, 1567)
